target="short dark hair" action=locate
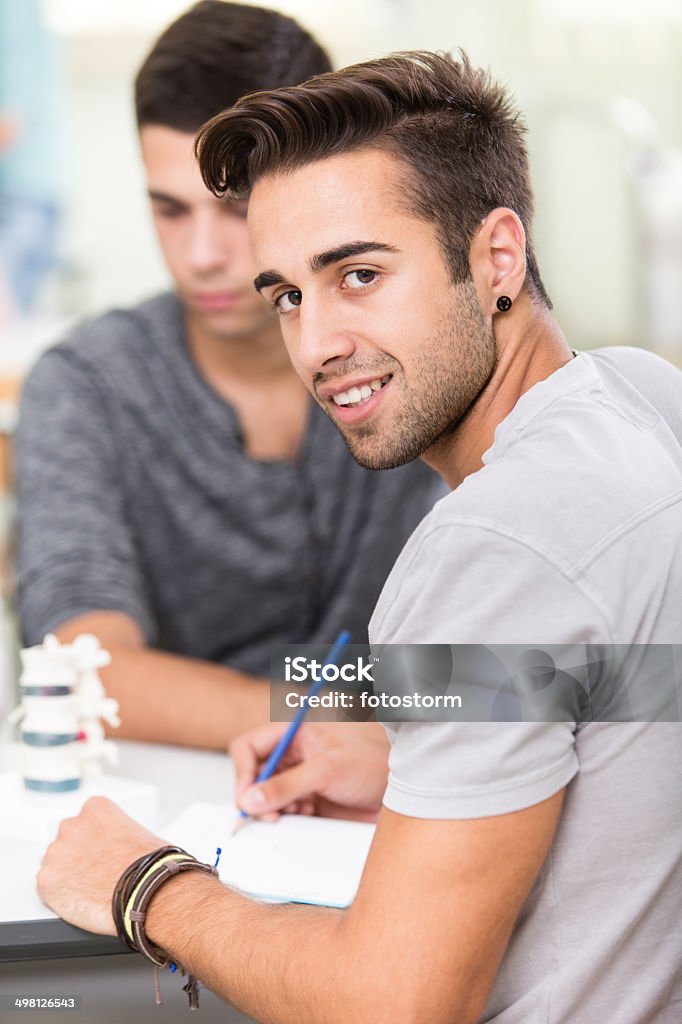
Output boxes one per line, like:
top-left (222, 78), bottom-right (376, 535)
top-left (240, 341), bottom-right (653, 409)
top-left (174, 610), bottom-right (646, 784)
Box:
top-left (135, 1), bottom-right (332, 133)
top-left (196, 50), bottom-right (551, 307)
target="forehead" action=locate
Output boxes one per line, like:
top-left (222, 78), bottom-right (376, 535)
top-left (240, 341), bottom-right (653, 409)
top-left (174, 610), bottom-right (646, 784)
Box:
top-left (139, 124), bottom-right (208, 196)
top-left (248, 148), bottom-right (427, 269)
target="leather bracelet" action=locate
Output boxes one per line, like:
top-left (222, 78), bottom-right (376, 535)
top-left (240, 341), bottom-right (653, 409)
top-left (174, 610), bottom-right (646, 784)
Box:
top-left (112, 845), bottom-right (218, 1008)
top-left (112, 847), bottom-right (179, 953)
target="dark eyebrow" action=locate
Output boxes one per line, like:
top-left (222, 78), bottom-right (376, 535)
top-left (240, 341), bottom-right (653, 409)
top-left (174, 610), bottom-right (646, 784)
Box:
top-left (148, 190), bottom-right (186, 206)
top-left (254, 270), bottom-right (285, 294)
top-left (254, 241), bottom-right (400, 294)
top-left (309, 240), bottom-right (400, 271)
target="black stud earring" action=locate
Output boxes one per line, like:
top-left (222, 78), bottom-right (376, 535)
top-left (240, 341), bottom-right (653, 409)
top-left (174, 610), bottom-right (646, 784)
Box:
top-left (496, 296), bottom-right (512, 312)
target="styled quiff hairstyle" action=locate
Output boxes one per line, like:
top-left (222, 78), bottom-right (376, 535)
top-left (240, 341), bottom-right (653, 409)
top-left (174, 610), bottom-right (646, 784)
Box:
top-left (197, 50), bottom-right (551, 307)
top-left (135, 1), bottom-right (332, 132)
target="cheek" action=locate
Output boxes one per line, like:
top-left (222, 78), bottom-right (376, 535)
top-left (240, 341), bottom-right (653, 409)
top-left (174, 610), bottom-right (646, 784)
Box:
top-left (385, 276), bottom-right (449, 339)
top-left (354, 280), bottom-right (425, 353)
top-left (278, 322), bottom-right (306, 378)
top-left (153, 219), bottom-right (186, 272)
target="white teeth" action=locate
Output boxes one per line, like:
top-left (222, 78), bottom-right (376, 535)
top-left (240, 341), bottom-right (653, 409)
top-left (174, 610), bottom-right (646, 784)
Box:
top-left (331, 375), bottom-right (392, 407)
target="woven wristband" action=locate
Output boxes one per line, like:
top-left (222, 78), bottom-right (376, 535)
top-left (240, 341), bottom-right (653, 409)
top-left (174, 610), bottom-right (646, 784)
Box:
top-left (112, 845), bottom-right (218, 1009)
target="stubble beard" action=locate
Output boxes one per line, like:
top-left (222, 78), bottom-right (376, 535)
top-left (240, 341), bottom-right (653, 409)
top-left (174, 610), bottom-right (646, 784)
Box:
top-left (336, 280), bottom-right (497, 471)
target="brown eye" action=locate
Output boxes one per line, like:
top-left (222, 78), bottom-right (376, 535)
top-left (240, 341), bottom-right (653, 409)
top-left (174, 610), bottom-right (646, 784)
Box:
top-left (275, 290), bottom-right (302, 313)
top-left (344, 269), bottom-right (378, 289)
top-left (156, 204), bottom-right (185, 219)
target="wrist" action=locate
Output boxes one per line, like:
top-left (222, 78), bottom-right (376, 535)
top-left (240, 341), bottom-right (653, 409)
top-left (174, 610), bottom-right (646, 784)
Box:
top-left (145, 869), bottom-right (224, 950)
top-left (111, 848), bottom-right (224, 1011)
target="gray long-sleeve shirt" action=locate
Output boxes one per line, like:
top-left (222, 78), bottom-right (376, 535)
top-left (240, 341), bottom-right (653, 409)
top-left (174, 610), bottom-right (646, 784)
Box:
top-left (15, 292), bottom-right (441, 672)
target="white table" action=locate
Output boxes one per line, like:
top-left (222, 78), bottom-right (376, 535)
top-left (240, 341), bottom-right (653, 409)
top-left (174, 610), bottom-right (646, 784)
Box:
top-left (0, 740), bottom-right (254, 1023)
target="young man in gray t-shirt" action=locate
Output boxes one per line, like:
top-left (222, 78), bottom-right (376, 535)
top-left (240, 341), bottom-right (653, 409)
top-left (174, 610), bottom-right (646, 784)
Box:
top-left (38, 52), bottom-right (681, 1023)
top-left (15, 4), bottom-right (438, 750)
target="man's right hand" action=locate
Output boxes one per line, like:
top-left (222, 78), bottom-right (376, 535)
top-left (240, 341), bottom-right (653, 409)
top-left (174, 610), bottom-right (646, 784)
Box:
top-left (230, 722), bottom-right (390, 822)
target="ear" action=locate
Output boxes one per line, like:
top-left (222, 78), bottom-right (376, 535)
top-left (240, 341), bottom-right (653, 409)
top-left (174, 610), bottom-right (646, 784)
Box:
top-left (469, 208), bottom-right (527, 315)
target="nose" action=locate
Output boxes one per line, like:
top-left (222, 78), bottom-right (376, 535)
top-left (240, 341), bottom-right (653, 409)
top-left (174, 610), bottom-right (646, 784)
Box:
top-left (294, 293), bottom-right (357, 375)
top-left (187, 209), bottom-right (227, 276)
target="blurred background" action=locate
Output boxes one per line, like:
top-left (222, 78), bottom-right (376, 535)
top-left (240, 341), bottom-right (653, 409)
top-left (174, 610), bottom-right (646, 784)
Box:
top-left (0, 0), bottom-right (681, 705)
top-left (1, 0), bottom-right (682, 357)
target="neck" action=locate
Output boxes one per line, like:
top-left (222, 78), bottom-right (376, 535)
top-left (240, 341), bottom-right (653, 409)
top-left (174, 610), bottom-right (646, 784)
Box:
top-left (422, 294), bottom-right (574, 490)
top-left (185, 311), bottom-right (294, 385)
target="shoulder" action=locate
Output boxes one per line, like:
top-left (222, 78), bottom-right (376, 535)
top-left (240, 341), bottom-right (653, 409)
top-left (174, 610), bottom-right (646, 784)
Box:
top-left (588, 345), bottom-right (682, 444)
top-left (370, 495), bottom-right (613, 644)
top-left (453, 352), bottom-right (682, 565)
top-left (589, 343), bottom-right (682, 383)
top-left (370, 353), bottom-right (682, 646)
top-left (20, 292), bottom-right (183, 404)
top-left (26, 292), bottom-right (181, 380)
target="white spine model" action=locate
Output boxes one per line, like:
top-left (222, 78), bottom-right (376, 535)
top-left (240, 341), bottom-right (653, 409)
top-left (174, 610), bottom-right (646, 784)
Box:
top-left (68, 633), bottom-right (120, 780)
top-left (9, 633), bottom-right (120, 791)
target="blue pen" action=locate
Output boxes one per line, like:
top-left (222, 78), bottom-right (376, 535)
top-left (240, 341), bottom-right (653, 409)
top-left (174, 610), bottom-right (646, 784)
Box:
top-left (232, 630), bottom-right (352, 835)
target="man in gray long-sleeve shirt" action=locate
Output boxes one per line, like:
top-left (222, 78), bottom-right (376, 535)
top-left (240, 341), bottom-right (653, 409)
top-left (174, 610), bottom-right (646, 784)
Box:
top-left (15, 3), bottom-right (439, 749)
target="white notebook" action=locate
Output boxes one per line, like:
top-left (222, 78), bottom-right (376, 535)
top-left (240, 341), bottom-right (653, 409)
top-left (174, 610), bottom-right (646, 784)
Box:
top-left (165, 802), bottom-right (375, 909)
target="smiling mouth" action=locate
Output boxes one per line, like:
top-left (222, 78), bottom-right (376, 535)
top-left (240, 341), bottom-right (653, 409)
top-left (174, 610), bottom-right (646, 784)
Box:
top-left (330, 375), bottom-right (392, 409)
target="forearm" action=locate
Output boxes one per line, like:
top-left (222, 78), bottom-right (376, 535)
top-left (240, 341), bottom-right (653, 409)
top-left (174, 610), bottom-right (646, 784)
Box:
top-left (55, 614), bottom-right (269, 749)
top-left (145, 872), bottom-right (369, 1024)
top-left (99, 649), bottom-right (270, 749)
top-left (39, 785), bottom-right (562, 1024)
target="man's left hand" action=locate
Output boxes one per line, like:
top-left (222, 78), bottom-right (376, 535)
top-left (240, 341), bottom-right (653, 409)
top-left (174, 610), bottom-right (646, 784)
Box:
top-left (37, 796), bottom-right (164, 935)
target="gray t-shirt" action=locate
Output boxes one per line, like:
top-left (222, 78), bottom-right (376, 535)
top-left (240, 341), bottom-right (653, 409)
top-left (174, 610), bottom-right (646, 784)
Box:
top-left (370, 348), bottom-right (682, 1023)
top-left (16, 292), bottom-right (441, 670)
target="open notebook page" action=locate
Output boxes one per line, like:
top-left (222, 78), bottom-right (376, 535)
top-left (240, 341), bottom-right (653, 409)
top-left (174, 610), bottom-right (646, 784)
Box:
top-left (165, 802), bottom-right (375, 909)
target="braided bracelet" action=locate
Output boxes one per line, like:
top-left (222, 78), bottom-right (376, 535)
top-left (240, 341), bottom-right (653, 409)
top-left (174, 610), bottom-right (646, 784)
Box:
top-left (112, 845), bottom-right (218, 1009)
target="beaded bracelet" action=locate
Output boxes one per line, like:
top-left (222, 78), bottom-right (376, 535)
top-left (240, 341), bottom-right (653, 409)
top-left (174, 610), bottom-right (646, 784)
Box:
top-left (112, 845), bottom-right (218, 1009)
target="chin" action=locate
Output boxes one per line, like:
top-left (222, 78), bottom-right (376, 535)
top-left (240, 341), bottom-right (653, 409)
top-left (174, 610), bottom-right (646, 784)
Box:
top-left (204, 310), bottom-right (273, 340)
top-left (344, 436), bottom-right (422, 472)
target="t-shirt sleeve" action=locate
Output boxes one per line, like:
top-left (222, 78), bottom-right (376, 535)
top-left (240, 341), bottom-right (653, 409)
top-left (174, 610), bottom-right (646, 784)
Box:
top-left (15, 346), bottom-right (157, 645)
top-left (372, 522), bottom-right (613, 819)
